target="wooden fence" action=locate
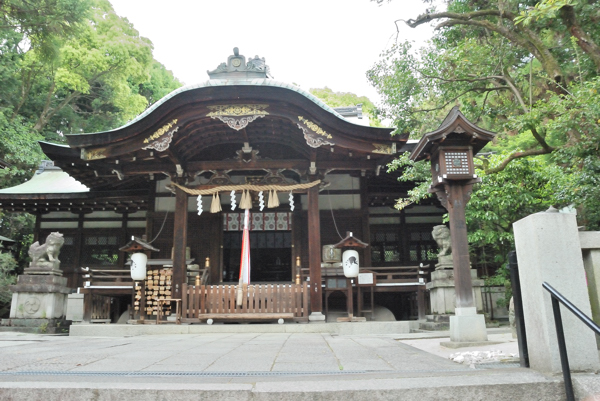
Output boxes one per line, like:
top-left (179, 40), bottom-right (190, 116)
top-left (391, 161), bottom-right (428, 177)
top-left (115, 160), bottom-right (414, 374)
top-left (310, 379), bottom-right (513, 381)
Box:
top-left (181, 283), bottom-right (310, 323)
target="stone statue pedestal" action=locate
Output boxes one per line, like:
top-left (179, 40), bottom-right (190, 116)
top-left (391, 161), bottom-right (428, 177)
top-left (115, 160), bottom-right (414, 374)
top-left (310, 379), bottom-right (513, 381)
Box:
top-left (23, 263), bottom-right (62, 276)
top-left (427, 268), bottom-right (484, 315)
top-left (6, 274), bottom-right (71, 334)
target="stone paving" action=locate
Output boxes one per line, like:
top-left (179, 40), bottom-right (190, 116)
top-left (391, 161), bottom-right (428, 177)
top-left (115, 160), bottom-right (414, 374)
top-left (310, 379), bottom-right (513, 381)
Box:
top-left (0, 330), bottom-right (584, 400)
top-left (0, 332), bottom-right (469, 376)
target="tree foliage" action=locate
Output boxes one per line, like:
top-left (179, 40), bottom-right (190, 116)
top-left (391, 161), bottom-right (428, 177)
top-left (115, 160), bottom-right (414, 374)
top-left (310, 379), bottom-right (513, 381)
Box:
top-left (369, 0), bottom-right (600, 234)
top-left (309, 87), bottom-right (382, 126)
top-left (0, 0), bottom-right (182, 271)
top-left (0, 252), bottom-right (18, 317)
top-left (369, 0), bottom-right (600, 287)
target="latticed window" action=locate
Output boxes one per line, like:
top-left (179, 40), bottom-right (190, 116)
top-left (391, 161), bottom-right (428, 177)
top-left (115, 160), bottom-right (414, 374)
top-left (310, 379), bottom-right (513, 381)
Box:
top-left (81, 234), bottom-right (119, 265)
top-left (408, 230), bottom-right (436, 263)
top-left (59, 235), bottom-right (76, 266)
top-left (371, 227), bottom-right (438, 265)
top-left (370, 230), bottom-right (401, 265)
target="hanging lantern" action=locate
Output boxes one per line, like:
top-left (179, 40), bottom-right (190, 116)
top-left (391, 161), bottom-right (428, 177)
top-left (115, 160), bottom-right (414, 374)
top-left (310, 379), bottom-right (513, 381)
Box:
top-left (342, 250), bottom-right (359, 278)
top-left (130, 252), bottom-right (148, 281)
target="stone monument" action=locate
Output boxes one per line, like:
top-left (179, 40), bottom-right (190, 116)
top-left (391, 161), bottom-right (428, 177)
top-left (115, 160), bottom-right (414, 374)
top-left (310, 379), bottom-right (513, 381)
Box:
top-left (5, 232), bottom-right (71, 333)
top-left (514, 209), bottom-right (600, 373)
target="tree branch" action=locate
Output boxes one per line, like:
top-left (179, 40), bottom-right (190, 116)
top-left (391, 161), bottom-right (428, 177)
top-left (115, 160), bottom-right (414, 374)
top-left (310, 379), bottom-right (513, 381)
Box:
top-left (404, 10), bottom-right (517, 29)
top-left (530, 126), bottom-right (555, 152)
top-left (485, 147), bottom-right (555, 174)
top-left (412, 87), bottom-right (509, 113)
top-left (402, 10), bottom-right (564, 84)
top-left (559, 6), bottom-right (600, 71)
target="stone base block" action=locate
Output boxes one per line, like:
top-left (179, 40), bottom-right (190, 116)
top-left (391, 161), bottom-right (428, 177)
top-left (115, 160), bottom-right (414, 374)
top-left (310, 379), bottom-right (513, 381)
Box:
top-left (449, 307), bottom-right (488, 343)
top-left (427, 270), bottom-right (484, 315)
top-left (309, 312), bottom-right (326, 323)
top-left (1, 317), bottom-right (70, 334)
top-left (9, 291), bottom-right (68, 320)
top-left (66, 293), bottom-right (84, 322)
top-left (10, 274), bottom-right (69, 294)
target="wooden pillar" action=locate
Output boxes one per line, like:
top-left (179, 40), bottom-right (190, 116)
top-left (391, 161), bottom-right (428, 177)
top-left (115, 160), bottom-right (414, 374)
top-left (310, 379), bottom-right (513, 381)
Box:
top-left (359, 177), bottom-right (372, 267)
top-left (33, 213), bottom-right (41, 243)
top-left (446, 183), bottom-right (475, 309)
top-left (307, 186), bottom-right (323, 316)
top-left (172, 186), bottom-right (188, 299)
top-left (145, 179), bottom-right (156, 242)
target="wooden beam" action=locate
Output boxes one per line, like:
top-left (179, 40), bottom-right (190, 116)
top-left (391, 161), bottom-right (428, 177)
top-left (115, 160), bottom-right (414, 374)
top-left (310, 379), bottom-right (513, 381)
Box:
top-left (360, 177), bottom-right (372, 267)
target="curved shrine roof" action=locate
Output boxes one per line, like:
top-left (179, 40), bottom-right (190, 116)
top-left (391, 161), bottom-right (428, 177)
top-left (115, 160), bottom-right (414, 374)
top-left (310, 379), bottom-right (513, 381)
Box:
top-left (38, 49), bottom-right (406, 190)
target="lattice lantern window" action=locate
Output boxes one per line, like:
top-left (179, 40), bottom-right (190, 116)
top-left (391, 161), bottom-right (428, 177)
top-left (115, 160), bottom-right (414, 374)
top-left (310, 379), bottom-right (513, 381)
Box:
top-left (431, 146), bottom-right (476, 183)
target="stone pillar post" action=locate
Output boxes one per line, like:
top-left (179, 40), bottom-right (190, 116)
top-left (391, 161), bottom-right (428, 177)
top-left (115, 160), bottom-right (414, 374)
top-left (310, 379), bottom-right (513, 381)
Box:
top-left (513, 210), bottom-right (600, 373)
top-left (579, 231), bottom-right (600, 349)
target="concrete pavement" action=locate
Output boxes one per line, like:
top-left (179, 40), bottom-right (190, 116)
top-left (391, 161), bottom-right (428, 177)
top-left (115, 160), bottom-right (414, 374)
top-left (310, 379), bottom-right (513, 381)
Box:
top-left (0, 328), bottom-right (596, 400)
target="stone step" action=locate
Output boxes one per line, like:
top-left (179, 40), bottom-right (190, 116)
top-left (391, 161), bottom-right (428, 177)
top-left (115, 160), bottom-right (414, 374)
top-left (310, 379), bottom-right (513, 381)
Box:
top-left (0, 370), bottom-right (573, 401)
top-left (419, 321), bottom-right (449, 331)
top-left (425, 314), bottom-right (451, 323)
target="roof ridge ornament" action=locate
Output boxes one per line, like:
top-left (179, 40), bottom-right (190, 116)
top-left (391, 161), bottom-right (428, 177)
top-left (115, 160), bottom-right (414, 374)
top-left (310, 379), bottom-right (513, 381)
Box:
top-left (207, 48), bottom-right (271, 80)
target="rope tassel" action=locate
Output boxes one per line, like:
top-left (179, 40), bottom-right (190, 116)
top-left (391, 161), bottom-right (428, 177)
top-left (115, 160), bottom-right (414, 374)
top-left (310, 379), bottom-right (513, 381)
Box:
top-left (210, 192), bottom-right (222, 213)
top-left (240, 190), bottom-right (253, 210)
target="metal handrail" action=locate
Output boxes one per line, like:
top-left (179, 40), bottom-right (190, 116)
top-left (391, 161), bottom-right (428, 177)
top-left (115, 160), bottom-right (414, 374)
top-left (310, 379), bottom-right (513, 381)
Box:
top-left (542, 282), bottom-right (600, 401)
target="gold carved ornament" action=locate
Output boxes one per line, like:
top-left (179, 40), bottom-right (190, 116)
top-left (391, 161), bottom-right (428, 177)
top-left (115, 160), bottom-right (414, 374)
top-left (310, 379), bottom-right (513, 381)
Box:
top-left (81, 147), bottom-right (107, 161)
top-left (372, 143), bottom-right (396, 155)
top-left (297, 116), bottom-right (334, 148)
top-left (206, 104), bottom-right (269, 131)
top-left (141, 119), bottom-right (179, 152)
top-left (297, 116), bottom-right (332, 139)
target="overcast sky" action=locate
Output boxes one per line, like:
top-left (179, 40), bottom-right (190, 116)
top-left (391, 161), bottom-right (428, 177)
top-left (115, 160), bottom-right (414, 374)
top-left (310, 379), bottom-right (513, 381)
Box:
top-left (109, 0), bottom-right (435, 105)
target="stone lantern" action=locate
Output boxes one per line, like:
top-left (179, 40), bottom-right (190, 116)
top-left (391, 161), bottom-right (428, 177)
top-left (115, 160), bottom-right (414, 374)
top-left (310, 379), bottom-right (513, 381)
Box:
top-left (410, 107), bottom-right (496, 345)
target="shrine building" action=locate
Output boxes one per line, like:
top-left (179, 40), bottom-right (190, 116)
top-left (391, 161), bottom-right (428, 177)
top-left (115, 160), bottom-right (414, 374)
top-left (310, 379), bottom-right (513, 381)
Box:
top-left (0, 49), bottom-right (447, 324)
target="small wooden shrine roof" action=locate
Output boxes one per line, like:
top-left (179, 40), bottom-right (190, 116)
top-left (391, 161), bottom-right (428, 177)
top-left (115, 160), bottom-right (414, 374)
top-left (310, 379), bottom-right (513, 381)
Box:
top-left (333, 232), bottom-right (369, 249)
top-left (410, 107), bottom-right (496, 162)
top-left (119, 236), bottom-right (160, 253)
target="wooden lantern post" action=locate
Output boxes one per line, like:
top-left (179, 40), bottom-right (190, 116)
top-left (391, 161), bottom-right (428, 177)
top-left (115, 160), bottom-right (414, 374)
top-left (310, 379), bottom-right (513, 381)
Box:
top-left (410, 107), bottom-right (496, 343)
top-left (119, 236), bottom-right (159, 323)
top-left (333, 232), bottom-right (368, 323)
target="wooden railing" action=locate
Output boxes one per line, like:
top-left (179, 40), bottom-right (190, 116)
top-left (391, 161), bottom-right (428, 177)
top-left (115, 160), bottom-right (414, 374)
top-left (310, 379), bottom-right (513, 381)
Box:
top-left (81, 267), bottom-right (133, 288)
top-left (181, 283), bottom-right (309, 323)
top-left (366, 266), bottom-right (426, 284)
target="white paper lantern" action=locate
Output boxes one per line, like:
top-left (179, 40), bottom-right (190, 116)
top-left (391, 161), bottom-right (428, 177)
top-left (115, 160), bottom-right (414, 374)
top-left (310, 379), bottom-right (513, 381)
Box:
top-left (342, 250), bottom-right (359, 278)
top-left (130, 252), bottom-right (148, 281)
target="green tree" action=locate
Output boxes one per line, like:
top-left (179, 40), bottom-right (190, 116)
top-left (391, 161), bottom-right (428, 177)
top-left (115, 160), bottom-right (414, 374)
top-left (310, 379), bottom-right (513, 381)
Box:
top-left (0, 252), bottom-right (18, 317)
top-left (0, 0), bottom-right (182, 181)
top-left (368, 0), bottom-right (600, 229)
top-left (309, 87), bottom-right (382, 126)
top-left (0, 0), bottom-right (182, 272)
